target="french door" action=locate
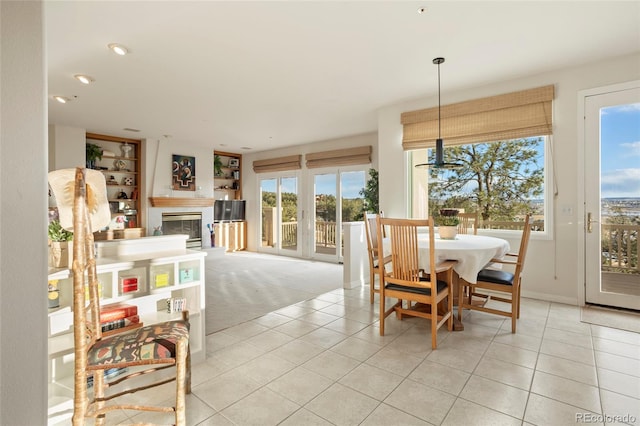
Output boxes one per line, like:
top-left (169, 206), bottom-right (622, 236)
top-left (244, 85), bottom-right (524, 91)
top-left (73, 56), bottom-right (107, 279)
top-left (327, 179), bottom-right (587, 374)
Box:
top-left (584, 83), bottom-right (640, 310)
top-left (311, 167), bottom-right (366, 262)
top-left (258, 173), bottom-right (302, 257)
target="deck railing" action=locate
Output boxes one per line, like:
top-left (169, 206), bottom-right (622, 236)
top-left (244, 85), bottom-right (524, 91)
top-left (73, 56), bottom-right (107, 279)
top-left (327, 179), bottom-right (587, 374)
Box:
top-left (601, 223), bottom-right (639, 273)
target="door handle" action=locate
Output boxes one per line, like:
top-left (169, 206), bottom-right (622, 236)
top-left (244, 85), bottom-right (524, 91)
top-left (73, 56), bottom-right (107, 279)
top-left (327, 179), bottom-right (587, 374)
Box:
top-left (587, 212), bottom-right (598, 233)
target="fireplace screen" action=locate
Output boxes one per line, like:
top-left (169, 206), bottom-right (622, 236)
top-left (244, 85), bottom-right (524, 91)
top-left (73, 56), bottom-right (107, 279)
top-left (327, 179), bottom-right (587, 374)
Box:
top-left (162, 212), bottom-right (202, 249)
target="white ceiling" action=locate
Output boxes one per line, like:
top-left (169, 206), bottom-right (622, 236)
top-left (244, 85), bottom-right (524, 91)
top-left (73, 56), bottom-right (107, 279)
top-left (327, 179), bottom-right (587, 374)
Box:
top-left (45, 1), bottom-right (640, 153)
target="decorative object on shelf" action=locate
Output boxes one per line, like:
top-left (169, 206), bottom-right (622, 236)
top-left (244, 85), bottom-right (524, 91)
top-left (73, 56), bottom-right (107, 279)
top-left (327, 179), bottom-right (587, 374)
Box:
top-left (117, 190), bottom-right (128, 199)
top-left (107, 175), bottom-right (118, 185)
top-left (167, 297), bottom-right (187, 313)
top-left (228, 158), bottom-right (239, 168)
top-left (122, 176), bottom-right (134, 186)
top-left (153, 226), bottom-right (163, 236)
top-left (214, 154), bottom-right (223, 176)
top-left (114, 159), bottom-right (127, 171)
top-left (172, 154), bottom-right (196, 191)
top-left (415, 57), bottom-right (463, 170)
top-left (120, 142), bottom-right (133, 158)
top-left (48, 279), bottom-right (60, 309)
top-left (48, 220), bottom-right (73, 268)
top-left (437, 208), bottom-right (460, 240)
top-left (86, 143), bottom-right (103, 169)
top-left (120, 276), bottom-right (139, 294)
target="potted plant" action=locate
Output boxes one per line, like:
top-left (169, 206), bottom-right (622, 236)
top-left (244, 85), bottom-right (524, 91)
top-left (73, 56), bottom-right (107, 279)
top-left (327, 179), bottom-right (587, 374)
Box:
top-left (48, 220), bottom-right (73, 268)
top-left (214, 154), bottom-right (223, 177)
top-left (86, 143), bottom-right (103, 169)
top-left (437, 208), bottom-right (459, 239)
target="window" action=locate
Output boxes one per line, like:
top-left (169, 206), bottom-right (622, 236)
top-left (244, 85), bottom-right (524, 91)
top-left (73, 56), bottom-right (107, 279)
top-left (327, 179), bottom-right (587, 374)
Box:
top-left (408, 136), bottom-right (549, 233)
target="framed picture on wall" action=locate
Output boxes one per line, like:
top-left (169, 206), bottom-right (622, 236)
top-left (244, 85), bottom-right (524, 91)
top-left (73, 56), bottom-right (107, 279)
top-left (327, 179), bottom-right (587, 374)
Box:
top-left (172, 154), bottom-right (196, 191)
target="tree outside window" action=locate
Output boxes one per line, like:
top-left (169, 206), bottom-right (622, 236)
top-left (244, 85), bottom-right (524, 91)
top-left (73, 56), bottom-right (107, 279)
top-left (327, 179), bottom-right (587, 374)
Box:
top-left (412, 137), bottom-right (546, 231)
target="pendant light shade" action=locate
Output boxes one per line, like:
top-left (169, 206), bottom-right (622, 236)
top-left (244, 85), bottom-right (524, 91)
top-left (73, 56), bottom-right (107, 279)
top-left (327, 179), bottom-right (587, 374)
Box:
top-left (415, 57), bottom-right (462, 169)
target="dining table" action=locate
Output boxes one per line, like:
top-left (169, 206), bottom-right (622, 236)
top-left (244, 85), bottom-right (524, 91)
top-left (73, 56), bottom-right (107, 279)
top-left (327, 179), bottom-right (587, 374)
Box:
top-left (382, 231), bottom-right (511, 330)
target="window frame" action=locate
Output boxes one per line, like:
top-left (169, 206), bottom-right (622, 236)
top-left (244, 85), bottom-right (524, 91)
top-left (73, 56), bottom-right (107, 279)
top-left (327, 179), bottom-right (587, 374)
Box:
top-left (407, 135), bottom-right (554, 241)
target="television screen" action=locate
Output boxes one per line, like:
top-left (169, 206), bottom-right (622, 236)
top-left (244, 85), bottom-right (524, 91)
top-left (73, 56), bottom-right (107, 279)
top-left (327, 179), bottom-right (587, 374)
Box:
top-left (214, 200), bottom-right (245, 222)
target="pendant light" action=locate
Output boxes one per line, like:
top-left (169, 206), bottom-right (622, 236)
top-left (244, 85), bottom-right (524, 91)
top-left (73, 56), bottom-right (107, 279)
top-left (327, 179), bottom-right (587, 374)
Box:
top-left (415, 57), bottom-right (462, 169)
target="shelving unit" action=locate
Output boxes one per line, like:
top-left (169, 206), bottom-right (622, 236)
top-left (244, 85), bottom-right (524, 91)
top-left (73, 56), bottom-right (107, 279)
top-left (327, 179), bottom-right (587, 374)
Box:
top-left (214, 150), bottom-right (242, 199)
top-left (47, 235), bottom-right (206, 424)
top-left (87, 133), bottom-right (143, 234)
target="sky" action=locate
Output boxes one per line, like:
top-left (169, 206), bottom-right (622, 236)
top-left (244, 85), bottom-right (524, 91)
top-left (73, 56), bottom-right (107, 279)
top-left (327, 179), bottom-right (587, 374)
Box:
top-left (601, 103), bottom-right (640, 199)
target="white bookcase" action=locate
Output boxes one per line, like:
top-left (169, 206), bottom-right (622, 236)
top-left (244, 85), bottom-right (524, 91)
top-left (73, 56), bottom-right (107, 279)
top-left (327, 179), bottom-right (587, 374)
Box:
top-left (47, 235), bottom-right (206, 424)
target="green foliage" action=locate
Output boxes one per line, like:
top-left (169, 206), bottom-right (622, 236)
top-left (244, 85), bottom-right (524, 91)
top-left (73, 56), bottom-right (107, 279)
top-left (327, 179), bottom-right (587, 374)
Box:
top-left (428, 139), bottom-right (543, 222)
top-left (214, 155), bottom-right (223, 176)
top-left (48, 220), bottom-right (73, 242)
top-left (86, 143), bottom-right (103, 162)
top-left (436, 208), bottom-right (460, 226)
top-left (359, 168), bottom-right (379, 214)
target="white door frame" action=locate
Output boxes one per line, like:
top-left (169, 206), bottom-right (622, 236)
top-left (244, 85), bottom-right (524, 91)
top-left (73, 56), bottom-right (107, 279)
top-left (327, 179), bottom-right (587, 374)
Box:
top-left (577, 80), bottom-right (640, 307)
top-left (257, 171), bottom-right (303, 258)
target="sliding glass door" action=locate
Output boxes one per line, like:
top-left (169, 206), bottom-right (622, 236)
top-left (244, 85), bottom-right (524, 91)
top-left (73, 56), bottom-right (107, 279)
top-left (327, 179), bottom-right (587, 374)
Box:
top-left (311, 167), bottom-right (366, 262)
top-left (259, 173), bottom-right (301, 257)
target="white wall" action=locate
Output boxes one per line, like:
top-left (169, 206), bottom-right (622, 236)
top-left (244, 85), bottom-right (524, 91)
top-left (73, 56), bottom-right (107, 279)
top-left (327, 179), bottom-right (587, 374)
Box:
top-left (48, 124), bottom-right (85, 171)
top-left (243, 132), bottom-right (378, 253)
top-left (378, 52), bottom-right (640, 305)
top-left (0, 1), bottom-right (48, 424)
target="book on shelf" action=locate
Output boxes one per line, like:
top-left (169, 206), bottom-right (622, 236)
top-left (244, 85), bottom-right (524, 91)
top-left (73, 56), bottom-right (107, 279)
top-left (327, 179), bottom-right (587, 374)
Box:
top-left (99, 303), bottom-right (138, 323)
top-left (101, 322), bottom-right (143, 338)
top-left (100, 314), bottom-right (140, 332)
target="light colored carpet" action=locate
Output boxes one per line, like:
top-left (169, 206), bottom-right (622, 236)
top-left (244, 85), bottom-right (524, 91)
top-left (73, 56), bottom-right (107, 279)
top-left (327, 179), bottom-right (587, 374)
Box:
top-left (581, 304), bottom-right (640, 333)
top-left (203, 250), bottom-right (345, 334)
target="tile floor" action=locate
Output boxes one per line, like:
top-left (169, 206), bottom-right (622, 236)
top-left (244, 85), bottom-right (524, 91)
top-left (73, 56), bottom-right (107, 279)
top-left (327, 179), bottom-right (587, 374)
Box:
top-left (115, 271), bottom-right (640, 426)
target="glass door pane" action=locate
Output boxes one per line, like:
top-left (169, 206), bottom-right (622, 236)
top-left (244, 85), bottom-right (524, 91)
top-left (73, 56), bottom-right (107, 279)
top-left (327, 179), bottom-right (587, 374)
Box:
top-left (585, 86), bottom-right (640, 309)
top-left (314, 173), bottom-right (337, 257)
top-left (340, 170), bottom-right (366, 258)
top-left (281, 177), bottom-right (299, 253)
top-left (260, 178), bottom-right (277, 250)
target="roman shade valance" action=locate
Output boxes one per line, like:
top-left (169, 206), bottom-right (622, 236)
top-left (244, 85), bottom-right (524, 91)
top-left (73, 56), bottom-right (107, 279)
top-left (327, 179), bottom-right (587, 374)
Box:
top-left (252, 155), bottom-right (302, 173)
top-left (305, 146), bottom-right (372, 169)
top-left (401, 85), bottom-right (554, 151)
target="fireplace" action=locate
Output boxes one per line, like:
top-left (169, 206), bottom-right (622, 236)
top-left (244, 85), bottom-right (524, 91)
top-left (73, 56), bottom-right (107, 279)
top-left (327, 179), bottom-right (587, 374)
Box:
top-left (162, 212), bottom-right (202, 249)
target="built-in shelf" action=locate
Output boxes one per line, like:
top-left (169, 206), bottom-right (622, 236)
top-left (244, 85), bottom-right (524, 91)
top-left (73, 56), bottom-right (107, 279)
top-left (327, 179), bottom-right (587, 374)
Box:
top-left (149, 197), bottom-right (215, 207)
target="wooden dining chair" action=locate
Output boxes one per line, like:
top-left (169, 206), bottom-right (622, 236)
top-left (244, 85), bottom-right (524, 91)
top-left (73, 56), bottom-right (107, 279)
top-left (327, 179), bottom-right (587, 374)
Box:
top-left (376, 216), bottom-right (457, 349)
top-left (457, 215), bottom-right (533, 333)
top-left (363, 213), bottom-right (391, 304)
top-left (457, 211), bottom-right (479, 235)
top-left (65, 168), bottom-right (190, 425)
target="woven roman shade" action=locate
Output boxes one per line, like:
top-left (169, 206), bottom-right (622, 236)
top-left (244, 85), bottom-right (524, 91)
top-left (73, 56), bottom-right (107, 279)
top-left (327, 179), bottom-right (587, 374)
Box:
top-left (305, 146), bottom-right (372, 169)
top-left (401, 85), bottom-right (554, 150)
top-left (252, 155), bottom-right (302, 173)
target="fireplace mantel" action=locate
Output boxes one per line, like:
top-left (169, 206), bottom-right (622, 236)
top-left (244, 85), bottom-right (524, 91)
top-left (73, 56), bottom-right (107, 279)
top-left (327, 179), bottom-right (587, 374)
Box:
top-left (149, 197), bottom-right (215, 208)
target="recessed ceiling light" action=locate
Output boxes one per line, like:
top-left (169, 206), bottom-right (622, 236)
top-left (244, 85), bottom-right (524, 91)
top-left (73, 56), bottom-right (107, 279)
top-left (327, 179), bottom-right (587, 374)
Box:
top-left (74, 74), bottom-right (94, 84)
top-left (123, 128), bottom-right (140, 132)
top-left (108, 43), bottom-right (129, 56)
top-left (53, 96), bottom-right (70, 104)
top-left (241, 147), bottom-right (252, 150)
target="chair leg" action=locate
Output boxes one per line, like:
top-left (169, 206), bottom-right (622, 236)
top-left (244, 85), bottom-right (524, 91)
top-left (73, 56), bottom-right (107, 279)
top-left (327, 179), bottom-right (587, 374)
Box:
top-left (431, 304), bottom-right (438, 349)
top-left (511, 286), bottom-right (518, 333)
top-left (175, 339), bottom-right (188, 426)
top-left (369, 268), bottom-right (375, 304)
top-left (379, 287), bottom-right (385, 336)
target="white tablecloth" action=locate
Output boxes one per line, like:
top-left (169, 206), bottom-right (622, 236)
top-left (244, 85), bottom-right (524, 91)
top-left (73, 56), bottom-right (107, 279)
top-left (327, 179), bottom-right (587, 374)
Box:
top-left (383, 233), bottom-right (510, 284)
